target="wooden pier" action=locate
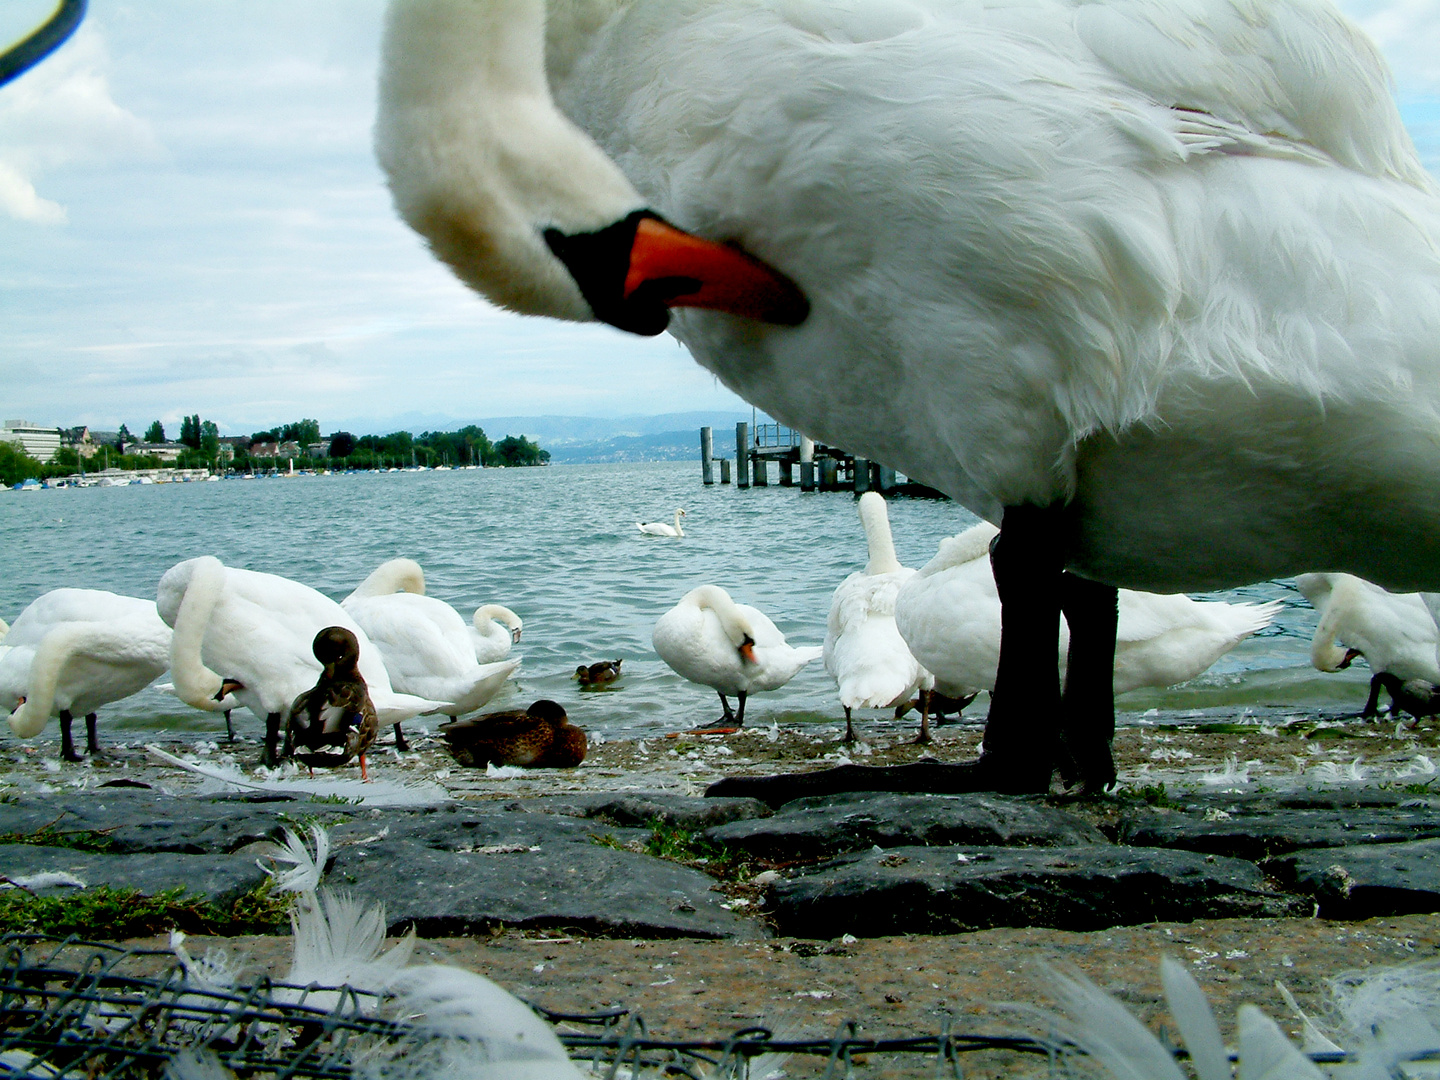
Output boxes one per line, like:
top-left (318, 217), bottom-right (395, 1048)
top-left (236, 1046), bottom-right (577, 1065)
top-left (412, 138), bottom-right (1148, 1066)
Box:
top-left (699, 423), bottom-right (937, 497)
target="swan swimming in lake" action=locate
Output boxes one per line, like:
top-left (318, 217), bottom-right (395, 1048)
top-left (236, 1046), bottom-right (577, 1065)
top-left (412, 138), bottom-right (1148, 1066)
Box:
top-left (636, 507), bottom-right (685, 537)
top-left (0, 589), bottom-right (170, 761)
top-left (377, 0), bottom-right (1440, 792)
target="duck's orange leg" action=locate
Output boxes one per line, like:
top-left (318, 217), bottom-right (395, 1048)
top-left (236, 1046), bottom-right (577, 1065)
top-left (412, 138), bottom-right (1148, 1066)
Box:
top-left (360, 753), bottom-right (369, 782)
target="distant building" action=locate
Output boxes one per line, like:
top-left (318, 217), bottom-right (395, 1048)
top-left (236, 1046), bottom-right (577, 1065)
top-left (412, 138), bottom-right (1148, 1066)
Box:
top-left (306, 439), bottom-right (331, 459)
top-left (60, 426), bottom-right (98, 458)
top-left (2, 419), bottom-right (62, 461)
top-left (250, 441), bottom-right (301, 459)
top-left (130, 441), bottom-right (185, 463)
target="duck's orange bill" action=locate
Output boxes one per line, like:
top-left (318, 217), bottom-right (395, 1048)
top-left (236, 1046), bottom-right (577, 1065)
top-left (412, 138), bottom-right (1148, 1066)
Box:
top-left (626, 217), bottom-right (809, 326)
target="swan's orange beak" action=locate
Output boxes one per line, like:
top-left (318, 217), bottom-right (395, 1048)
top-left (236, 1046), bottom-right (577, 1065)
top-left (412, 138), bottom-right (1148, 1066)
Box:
top-left (739, 642), bottom-right (757, 665)
top-left (546, 210), bottom-right (808, 336)
top-left (625, 217), bottom-right (809, 327)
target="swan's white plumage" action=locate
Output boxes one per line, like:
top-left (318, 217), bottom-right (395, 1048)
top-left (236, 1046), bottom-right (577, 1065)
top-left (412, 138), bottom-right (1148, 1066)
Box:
top-left (157, 557), bottom-right (446, 728)
top-left (895, 522), bottom-right (1280, 698)
top-left (653, 585), bottom-right (821, 699)
top-left (636, 507), bottom-right (686, 537)
top-left (379, 0), bottom-right (1440, 596)
top-left (343, 560), bottom-right (519, 716)
top-left (823, 493), bottom-right (931, 714)
top-left (0, 589), bottom-right (170, 740)
top-left (1294, 572), bottom-right (1440, 681)
top-left (470, 604), bottom-right (523, 664)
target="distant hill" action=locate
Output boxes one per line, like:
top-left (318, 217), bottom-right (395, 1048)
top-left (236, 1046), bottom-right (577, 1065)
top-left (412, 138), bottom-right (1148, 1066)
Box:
top-left (545, 430), bottom-right (705, 464)
top-left (319, 410), bottom-right (756, 448)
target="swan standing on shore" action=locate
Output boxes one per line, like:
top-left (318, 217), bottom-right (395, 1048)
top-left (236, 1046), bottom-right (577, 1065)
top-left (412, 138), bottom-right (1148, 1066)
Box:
top-left (1295, 572), bottom-right (1440, 718)
top-left (342, 559), bottom-right (520, 733)
top-left (470, 603), bottom-right (523, 664)
top-left (159, 557), bottom-right (447, 765)
top-left (0, 589), bottom-right (170, 761)
top-left (377, 0), bottom-right (1440, 794)
top-left (636, 508), bottom-right (685, 537)
top-left (824, 493), bottom-right (933, 743)
top-left (653, 585), bottom-right (821, 728)
top-left (896, 522), bottom-right (1282, 715)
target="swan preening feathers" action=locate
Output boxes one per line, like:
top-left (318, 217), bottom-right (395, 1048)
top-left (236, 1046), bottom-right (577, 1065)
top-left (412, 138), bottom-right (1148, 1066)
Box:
top-left (375, 0), bottom-right (1440, 791)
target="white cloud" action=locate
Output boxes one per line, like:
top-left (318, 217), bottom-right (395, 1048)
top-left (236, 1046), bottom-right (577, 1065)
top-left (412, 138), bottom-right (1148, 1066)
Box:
top-left (0, 24), bottom-right (159, 224)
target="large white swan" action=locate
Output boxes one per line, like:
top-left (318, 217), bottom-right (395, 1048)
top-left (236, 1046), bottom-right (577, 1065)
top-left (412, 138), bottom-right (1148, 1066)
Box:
top-left (653, 585), bottom-right (821, 728)
top-left (636, 508), bottom-right (685, 537)
top-left (470, 603), bottom-right (523, 664)
top-left (1295, 572), bottom-right (1440, 718)
top-left (896, 521), bottom-right (1282, 702)
top-left (824, 493), bottom-right (933, 744)
top-left (342, 559), bottom-right (521, 724)
top-left (158, 557), bottom-right (448, 765)
top-left (0, 589), bottom-right (170, 761)
top-left (376, 0), bottom-right (1440, 792)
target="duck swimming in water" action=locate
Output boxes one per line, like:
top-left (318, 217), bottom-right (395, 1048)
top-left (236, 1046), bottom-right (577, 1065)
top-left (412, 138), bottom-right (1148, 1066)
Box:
top-left (574, 659), bottom-right (622, 686)
top-left (439, 699), bottom-right (586, 768)
top-left (283, 627), bottom-right (379, 780)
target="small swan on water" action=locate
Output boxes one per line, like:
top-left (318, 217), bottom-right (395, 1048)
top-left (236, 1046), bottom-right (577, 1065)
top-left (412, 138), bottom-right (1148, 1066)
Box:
top-left (637, 508), bottom-right (686, 537)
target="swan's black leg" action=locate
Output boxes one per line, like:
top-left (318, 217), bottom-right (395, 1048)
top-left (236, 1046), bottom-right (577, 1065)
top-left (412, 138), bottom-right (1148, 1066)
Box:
top-left (707, 503), bottom-right (1067, 804)
top-left (1361, 674), bottom-right (1384, 719)
top-left (734, 691), bottom-right (747, 727)
top-left (914, 688), bottom-right (933, 745)
top-left (843, 705), bottom-right (856, 743)
top-left (393, 722), bottom-right (410, 751)
top-left (224, 709), bottom-right (235, 742)
top-left (85, 713), bottom-right (102, 757)
top-left (716, 692), bottom-right (735, 724)
top-left (263, 712), bottom-right (282, 767)
top-left (1057, 573), bottom-right (1118, 791)
top-left (59, 709), bottom-right (82, 762)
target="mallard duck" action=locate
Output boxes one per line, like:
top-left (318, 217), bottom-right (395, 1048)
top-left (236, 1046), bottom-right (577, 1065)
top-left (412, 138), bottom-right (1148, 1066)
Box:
top-left (574, 659), bottom-right (622, 686)
top-left (439, 699), bottom-right (586, 769)
top-left (283, 627), bottom-right (379, 779)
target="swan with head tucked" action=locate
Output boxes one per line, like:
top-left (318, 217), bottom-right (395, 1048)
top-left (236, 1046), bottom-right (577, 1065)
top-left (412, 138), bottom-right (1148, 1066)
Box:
top-left (0, 589), bottom-right (170, 762)
top-left (1295, 572), bottom-right (1440, 718)
top-left (895, 521), bottom-right (1283, 707)
top-left (637, 508), bottom-right (685, 537)
top-left (824, 493), bottom-right (933, 744)
top-left (470, 603), bottom-right (523, 664)
top-left (653, 585), bottom-right (821, 728)
top-left (342, 559), bottom-right (520, 734)
top-left (376, 0), bottom-right (1440, 792)
top-left (158, 557), bottom-right (448, 766)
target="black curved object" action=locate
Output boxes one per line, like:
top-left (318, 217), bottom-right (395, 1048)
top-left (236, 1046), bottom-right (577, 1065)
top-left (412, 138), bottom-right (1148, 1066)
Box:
top-left (0, 0), bottom-right (87, 89)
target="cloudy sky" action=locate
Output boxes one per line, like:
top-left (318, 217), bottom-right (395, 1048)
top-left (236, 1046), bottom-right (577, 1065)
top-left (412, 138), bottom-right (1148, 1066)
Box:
top-left (0, 0), bottom-right (1436, 437)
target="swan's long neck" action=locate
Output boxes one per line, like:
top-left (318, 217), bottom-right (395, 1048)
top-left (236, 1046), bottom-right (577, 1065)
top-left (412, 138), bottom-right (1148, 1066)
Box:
top-left (475, 604), bottom-right (522, 633)
top-left (346, 558), bottom-right (426, 602)
top-left (8, 624), bottom-right (94, 738)
top-left (689, 586), bottom-right (752, 647)
top-left (673, 510), bottom-right (685, 536)
top-left (858, 493), bottom-right (902, 575)
top-left (1309, 602), bottom-right (1353, 672)
top-left (168, 557), bottom-right (228, 709)
top-left (376, 0), bottom-right (643, 322)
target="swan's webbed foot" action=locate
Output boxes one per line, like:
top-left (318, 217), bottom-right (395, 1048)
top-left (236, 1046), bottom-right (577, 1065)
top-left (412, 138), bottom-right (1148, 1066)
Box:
top-left (58, 710), bottom-right (84, 763)
top-left (1361, 673), bottom-right (1384, 719)
top-left (912, 689), bottom-right (933, 745)
top-left (392, 722), bottom-right (410, 751)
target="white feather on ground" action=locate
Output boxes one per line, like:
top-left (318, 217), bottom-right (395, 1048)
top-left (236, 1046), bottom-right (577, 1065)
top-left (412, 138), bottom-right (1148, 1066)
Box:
top-left (145, 744), bottom-right (449, 806)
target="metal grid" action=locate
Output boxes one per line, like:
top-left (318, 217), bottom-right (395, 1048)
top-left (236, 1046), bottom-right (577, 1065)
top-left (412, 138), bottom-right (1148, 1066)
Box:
top-left (0, 933), bottom-right (1067, 1079)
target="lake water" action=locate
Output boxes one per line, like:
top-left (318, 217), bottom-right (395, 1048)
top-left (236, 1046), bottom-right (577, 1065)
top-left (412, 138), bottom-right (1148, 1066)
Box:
top-left (0, 461), bottom-right (1368, 746)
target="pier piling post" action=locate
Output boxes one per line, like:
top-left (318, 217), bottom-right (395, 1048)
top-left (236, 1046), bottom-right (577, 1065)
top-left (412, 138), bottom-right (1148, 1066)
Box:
top-left (853, 456), bottom-right (870, 494)
top-left (753, 454), bottom-right (768, 486)
top-left (701, 427), bottom-right (714, 485)
top-left (799, 436), bottom-right (815, 492)
top-left (779, 457), bottom-right (794, 486)
top-left (819, 456), bottom-right (839, 491)
top-left (720, 458), bottom-right (731, 484)
top-left (878, 465), bottom-right (897, 493)
top-left (736, 423), bottom-right (750, 488)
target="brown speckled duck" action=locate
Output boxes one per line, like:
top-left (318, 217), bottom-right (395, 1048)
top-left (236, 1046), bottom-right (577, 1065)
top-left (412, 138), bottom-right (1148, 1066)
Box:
top-left (439, 699), bottom-right (586, 769)
top-left (283, 626), bottom-right (379, 779)
top-left (573, 659), bottom-right (622, 686)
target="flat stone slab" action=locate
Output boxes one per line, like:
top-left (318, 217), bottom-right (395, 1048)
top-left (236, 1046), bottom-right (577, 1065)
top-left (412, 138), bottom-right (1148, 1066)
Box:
top-left (0, 844), bottom-right (269, 903)
top-left (354, 806), bottom-right (650, 851)
top-left (328, 839), bottom-right (761, 940)
top-left (512, 793), bottom-right (770, 831)
top-left (1270, 838), bottom-right (1440, 919)
top-left (704, 792), bottom-right (1104, 862)
top-left (766, 844), bottom-right (1308, 938)
top-left (1117, 805), bottom-right (1440, 860)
